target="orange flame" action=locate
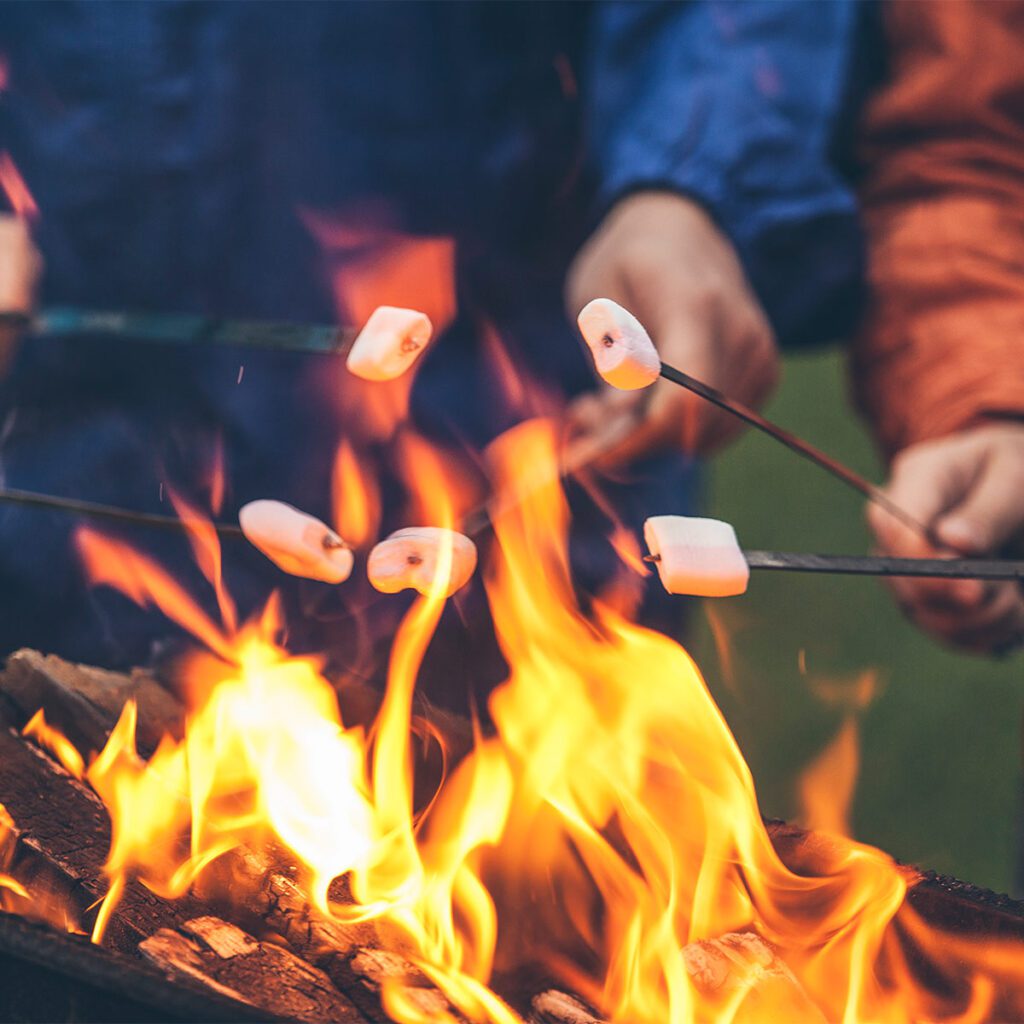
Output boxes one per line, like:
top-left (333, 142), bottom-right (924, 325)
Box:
top-left (76, 526), bottom-right (235, 662)
top-left (798, 671), bottom-right (881, 838)
top-left (22, 708), bottom-right (85, 779)
top-left (0, 152), bottom-right (38, 221)
top-left (332, 438), bottom-right (381, 547)
top-left (31, 415), bottom-right (1024, 1022)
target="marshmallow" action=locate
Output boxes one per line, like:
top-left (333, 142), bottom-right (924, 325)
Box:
top-left (239, 500), bottom-right (353, 583)
top-left (643, 516), bottom-right (749, 597)
top-left (0, 217), bottom-right (41, 315)
top-left (346, 306), bottom-right (433, 382)
top-left (367, 527), bottom-right (477, 598)
top-left (577, 298), bottom-right (660, 390)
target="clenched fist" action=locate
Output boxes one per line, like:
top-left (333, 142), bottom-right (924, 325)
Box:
top-left (564, 191), bottom-right (778, 468)
top-left (868, 422), bottom-right (1024, 654)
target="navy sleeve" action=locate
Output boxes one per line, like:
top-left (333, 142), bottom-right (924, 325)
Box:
top-left (583, 0), bottom-right (865, 347)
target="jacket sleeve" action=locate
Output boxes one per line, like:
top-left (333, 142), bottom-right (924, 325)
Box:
top-left (851, 1), bottom-right (1024, 459)
top-left (581, 0), bottom-right (864, 348)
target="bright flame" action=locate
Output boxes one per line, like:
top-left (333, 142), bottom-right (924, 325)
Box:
top-left (332, 438), bottom-right (381, 547)
top-left (798, 671), bottom-right (881, 839)
top-left (20, 415), bottom-right (1020, 1023)
top-left (0, 152), bottom-right (38, 220)
top-left (22, 709), bottom-right (85, 779)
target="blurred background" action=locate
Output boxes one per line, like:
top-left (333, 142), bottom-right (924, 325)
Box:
top-left (693, 346), bottom-right (1024, 896)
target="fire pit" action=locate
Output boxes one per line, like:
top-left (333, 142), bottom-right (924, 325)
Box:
top-left (1, 420), bottom-right (1024, 1023)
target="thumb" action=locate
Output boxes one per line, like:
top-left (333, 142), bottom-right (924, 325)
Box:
top-left (936, 458), bottom-right (1024, 554)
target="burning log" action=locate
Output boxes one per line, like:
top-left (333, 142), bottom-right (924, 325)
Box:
top-left (526, 933), bottom-right (825, 1024)
top-left (140, 915), bottom-right (363, 1022)
top-left (682, 932), bottom-right (827, 1024)
top-left (0, 911), bottom-right (267, 1023)
top-left (0, 721), bottom-right (204, 951)
top-left (529, 989), bottom-right (606, 1024)
top-left (207, 849), bottom-right (464, 1022)
top-left (329, 947), bottom-right (463, 1023)
top-left (0, 648), bottom-right (183, 757)
top-left (525, 935), bottom-right (822, 1024)
top-left (0, 649), bottom-right (465, 1023)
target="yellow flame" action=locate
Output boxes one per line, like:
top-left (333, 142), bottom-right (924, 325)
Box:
top-left (42, 416), bottom-right (1024, 1022)
top-left (332, 438), bottom-right (381, 548)
top-left (22, 708), bottom-right (85, 779)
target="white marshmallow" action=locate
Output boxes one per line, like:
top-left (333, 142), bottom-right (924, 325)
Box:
top-left (0, 217), bottom-right (41, 315)
top-left (367, 527), bottom-right (477, 598)
top-left (239, 500), bottom-right (353, 584)
top-left (577, 298), bottom-right (660, 390)
top-left (643, 516), bottom-right (749, 598)
top-left (346, 306), bottom-right (433, 382)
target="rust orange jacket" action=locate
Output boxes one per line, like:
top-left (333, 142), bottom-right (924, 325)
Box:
top-left (854, 0), bottom-right (1024, 459)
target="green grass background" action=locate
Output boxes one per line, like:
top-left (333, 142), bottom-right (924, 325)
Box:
top-left (690, 347), bottom-right (1024, 896)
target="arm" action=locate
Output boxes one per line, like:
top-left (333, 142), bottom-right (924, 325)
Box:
top-left (566, 0), bottom-right (864, 461)
top-left (855, 0), bottom-right (1024, 653)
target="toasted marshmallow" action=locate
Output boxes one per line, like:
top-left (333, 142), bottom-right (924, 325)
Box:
top-left (0, 217), bottom-right (41, 315)
top-left (643, 516), bottom-right (749, 597)
top-left (346, 306), bottom-right (433, 382)
top-left (577, 298), bottom-right (660, 390)
top-left (367, 527), bottom-right (477, 598)
top-left (239, 500), bottom-right (353, 583)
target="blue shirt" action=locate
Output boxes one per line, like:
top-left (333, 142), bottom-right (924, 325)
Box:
top-left (0, 1), bottom-right (863, 685)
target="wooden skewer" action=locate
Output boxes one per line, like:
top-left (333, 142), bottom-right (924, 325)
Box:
top-left (644, 550), bottom-right (1024, 581)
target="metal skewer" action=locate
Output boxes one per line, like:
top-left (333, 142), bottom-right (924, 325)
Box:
top-left (4, 307), bottom-right (356, 356)
top-left (0, 486), bottom-right (244, 538)
top-left (644, 550), bottom-right (1024, 581)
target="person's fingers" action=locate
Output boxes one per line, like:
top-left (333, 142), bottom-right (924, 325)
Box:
top-left (881, 570), bottom-right (988, 614)
top-left (935, 451), bottom-right (1024, 554)
top-left (903, 583), bottom-right (1024, 654)
top-left (868, 441), bottom-right (975, 558)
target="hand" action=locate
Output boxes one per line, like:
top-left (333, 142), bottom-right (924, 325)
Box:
top-left (564, 191), bottom-right (778, 469)
top-left (868, 423), bottom-right (1024, 654)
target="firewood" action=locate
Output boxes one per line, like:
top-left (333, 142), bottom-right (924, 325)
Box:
top-left (0, 648), bottom-right (183, 757)
top-left (682, 932), bottom-right (826, 1024)
top-left (0, 722), bottom-right (204, 952)
top-left (326, 945), bottom-right (461, 1022)
top-left (527, 936), bottom-right (825, 1024)
top-left (199, 846), bottom-right (465, 1022)
top-left (140, 915), bottom-right (365, 1022)
top-left (529, 989), bottom-right (607, 1024)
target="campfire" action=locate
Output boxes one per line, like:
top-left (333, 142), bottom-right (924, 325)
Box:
top-left (1, 404), bottom-right (1024, 1024)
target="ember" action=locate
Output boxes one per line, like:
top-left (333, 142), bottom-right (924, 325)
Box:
top-left (1, 416), bottom-right (1023, 1023)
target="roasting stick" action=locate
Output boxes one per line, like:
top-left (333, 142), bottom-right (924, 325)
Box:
top-left (0, 485), bottom-right (244, 538)
top-left (1, 307), bottom-right (356, 356)
top-left (646, 549), bottom-right (1024, 582)
top-left (656, 362), bottom-right (936, 545)
top-left (576, 298), bottom-right (938, 547)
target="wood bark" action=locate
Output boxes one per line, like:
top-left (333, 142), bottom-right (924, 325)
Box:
top-left (682, 931), bottom-right (827, 1024)
top-left (529, 989), bottom-right (606, 1024)
top-left (0, 648), bottom-right (183, 757)
top-left (140, 915), bottom-right (365, 1022)
top-left (527, 934), bottom-right (827, 1024)
top-left (0, 721), bottom-right (205, 952)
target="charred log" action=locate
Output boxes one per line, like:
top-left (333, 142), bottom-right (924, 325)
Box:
top-left (0, 648), bottom-right (183, 758)
top-left (0, 722), bottom-right (205, 952)
top-left (140, 915), bottom-right (364, 1022)
top-left (529, 989), bottom-right (606, 1024)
